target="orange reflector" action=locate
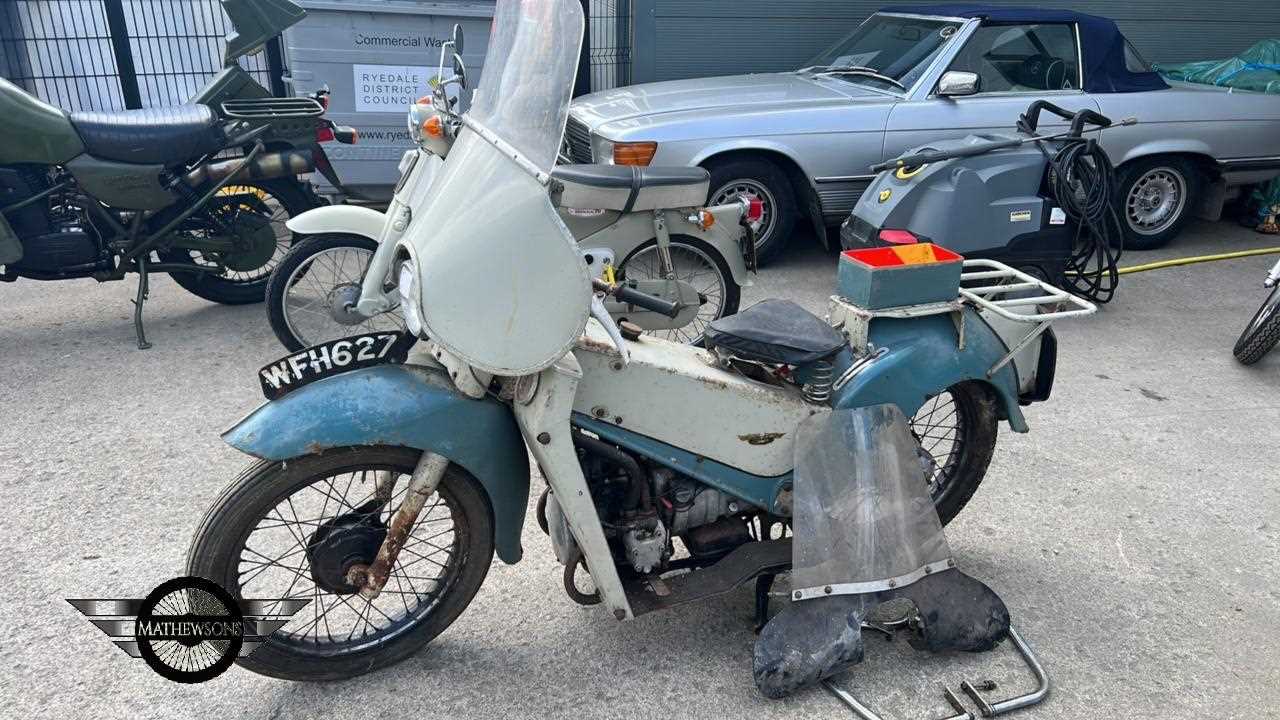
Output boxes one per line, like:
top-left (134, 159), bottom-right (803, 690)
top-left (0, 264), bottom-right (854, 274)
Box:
top-left (416, 95), bottom-right (433, 105)
top-left (696, 209), bottom-right (715, 230)
top-left (423, 115), bottom-right (444, 138)
top-left (612, 141), bottom-right (657, 166)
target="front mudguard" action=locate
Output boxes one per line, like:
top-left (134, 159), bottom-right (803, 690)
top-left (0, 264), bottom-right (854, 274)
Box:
top-left (833, 309), bottom-right (1029, 433)
top-left (222, 364), bottom-right (530, 563)
top-left (285, 204), bottom-right (387, 240)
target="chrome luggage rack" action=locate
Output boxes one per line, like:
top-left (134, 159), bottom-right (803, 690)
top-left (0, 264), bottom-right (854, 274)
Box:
top-left (827, 259), bottom-right (1096, 378)
top-left (958, 259), bottom-right (1096, 375)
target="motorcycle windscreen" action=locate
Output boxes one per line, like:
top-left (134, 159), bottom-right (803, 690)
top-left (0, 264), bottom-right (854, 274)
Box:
top-left (402, 0), bottom-right (591, 376)
top-left (408, 130), bottom-right (591, 376)
top-left (790, 404), bottom-right (953, 599)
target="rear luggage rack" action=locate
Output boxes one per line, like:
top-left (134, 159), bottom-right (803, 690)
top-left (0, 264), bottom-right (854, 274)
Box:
top-left (220, 97), bottom-right (325, 120)
top-left (958, 259), bottom-right (1096, 375)
top-left (828, 258), bottom-right (1096, 377)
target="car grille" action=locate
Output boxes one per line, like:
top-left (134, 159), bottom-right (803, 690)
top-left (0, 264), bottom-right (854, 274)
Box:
top-left (563, 116), bottom-right (593, 164)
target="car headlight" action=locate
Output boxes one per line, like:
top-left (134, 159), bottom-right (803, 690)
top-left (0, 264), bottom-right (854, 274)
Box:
top-left (397, 259), bottom-right (424, 337)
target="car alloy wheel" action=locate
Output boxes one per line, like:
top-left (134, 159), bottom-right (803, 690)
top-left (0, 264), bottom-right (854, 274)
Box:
top-left (1125, 166), bottom-right (1187, 237)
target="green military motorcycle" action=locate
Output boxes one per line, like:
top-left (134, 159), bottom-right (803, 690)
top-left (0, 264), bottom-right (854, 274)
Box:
top-left (0, 0), bottom-right (353, 347)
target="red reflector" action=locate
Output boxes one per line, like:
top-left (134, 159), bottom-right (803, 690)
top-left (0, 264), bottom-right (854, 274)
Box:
top-left (315, 126), bottom-right (335, 143)
top-left (878, 229), bottom-right (918, 245)
top-left (746, 195), bottom-right (764, 222)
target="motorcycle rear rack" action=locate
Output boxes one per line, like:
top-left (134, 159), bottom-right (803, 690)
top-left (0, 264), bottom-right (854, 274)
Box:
top-left (829, 259), bottom-right (1096, 377)
top-left (220, 96), bottom-right (325, 120)
top-left (958, 259), bottom-right (1097, 376)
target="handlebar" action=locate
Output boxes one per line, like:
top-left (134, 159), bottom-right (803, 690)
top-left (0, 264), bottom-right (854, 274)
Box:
top-left (1018, 100), bottom-right (1112, 135)
top-left (592, 279), bottom-right (681, 318)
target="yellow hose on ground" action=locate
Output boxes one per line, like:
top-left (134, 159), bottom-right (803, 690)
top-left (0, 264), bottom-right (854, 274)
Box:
top-left (1116, 246), bottom-right (1280, 275)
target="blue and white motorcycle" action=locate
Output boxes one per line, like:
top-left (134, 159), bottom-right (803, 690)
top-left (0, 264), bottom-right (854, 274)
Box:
top-left (187, 0), bottom-right (1093, 689)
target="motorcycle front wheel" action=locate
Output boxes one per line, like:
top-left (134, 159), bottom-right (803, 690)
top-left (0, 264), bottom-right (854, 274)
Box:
top-left (618, 235), bottom-right (740, 344)
top-left (266, 233), bottom-right (406, 352)
top-left (187, 446), bottom-right (494, 681)
top-left (1233, 285), bottom-right (1280, 365)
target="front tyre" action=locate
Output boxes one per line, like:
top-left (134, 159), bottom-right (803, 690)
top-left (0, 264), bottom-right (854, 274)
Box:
top-left (1233, 286), bottom-right (1280, 365)
top-left (266, 233), bottom-right (406, 352)
top-left (910, 381), bottom-right (999, 526)
top-left (187, 446), bottom-right (494, 681)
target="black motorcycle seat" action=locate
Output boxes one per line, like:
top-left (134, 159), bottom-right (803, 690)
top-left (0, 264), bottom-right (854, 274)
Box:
top-left (551, 164), bottom-right (709, 190)
top-left (69, 105), bottom-right (225, 166)
top-left (704, 299), bottom-right (847, 366)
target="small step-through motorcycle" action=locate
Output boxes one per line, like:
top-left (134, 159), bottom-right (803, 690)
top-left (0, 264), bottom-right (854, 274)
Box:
top-left (266, 25), bottom-right (757, 349)
top-left (187, 0), bottom-right (1093, 690)
top-left (0, 0), bottom-right (354, 347)
top-left (1233, 256), bottom-right (1280, 364)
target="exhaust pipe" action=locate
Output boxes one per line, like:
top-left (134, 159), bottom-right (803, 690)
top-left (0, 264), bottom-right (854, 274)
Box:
top-left (183, 148), bottom-right (315, 187)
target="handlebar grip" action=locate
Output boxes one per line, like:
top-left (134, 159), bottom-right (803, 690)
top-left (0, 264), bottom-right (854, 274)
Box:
top-left (1069, 109), bottom-right (1113, 136)
top-left (615, 283), bottom-right (681, 318)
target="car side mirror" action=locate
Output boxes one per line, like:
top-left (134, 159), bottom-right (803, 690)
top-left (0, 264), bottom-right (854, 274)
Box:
top-left (937, 71), bottom-right (981, 97)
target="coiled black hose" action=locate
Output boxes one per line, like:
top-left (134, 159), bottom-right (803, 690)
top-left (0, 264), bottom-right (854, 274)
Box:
top-left (1046, 138), bottom-right (1123, 303)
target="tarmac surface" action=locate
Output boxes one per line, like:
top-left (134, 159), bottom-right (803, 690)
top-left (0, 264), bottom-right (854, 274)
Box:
top-left (1, 219), bottom-right (1277, 719)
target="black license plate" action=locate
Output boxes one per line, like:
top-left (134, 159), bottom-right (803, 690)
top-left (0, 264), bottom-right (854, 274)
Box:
top-left (258, 331), bottom-right (417, 400)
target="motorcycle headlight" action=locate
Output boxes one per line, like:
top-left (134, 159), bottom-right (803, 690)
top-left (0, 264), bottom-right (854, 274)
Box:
top-left (397, 259), bottom-right (424, 337)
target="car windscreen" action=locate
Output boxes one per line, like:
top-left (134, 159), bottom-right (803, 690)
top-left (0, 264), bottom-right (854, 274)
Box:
top-left (802, 14), bottom-right (961, 90)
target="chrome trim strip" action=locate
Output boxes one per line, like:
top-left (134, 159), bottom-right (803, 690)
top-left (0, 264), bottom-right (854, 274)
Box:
top-left (814, 174), bottom-right (878, 183)
top-left (794, 558), bottom-right (955, 600)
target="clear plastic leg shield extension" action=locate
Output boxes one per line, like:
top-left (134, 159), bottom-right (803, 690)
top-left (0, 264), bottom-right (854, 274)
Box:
top-left (753, 404), bottom-right (1010, 699)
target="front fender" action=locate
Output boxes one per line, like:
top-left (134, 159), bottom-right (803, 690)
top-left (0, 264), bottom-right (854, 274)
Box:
top-left (285, 204), bottom-right (386, 240)
top-left (834, 309), bottom-right (1029, 433)
top-left (223, 364), bottom-right (530, 563)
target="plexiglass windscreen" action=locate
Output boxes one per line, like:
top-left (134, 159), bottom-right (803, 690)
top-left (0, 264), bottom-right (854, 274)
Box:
top-left (468, 0), bottom-right (583, 173)
top-left (791, 404), bottom-right (952, 596)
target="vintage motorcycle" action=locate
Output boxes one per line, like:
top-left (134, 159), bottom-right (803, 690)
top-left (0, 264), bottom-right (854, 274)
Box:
top-left (1233, 256), bottom-right (1280, 364)
top-left (186, 0), bottom-right (1093, 689)
top-left (266, 25), bottom-right (757, 350)
top-left (0, 0), bottom-right (354, 348)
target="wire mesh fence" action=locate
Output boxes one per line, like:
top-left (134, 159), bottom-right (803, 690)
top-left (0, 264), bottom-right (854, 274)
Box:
top-left (587, 0), bottom-right (630, 91)
top-left (0, 0), bottom-right (279, 111)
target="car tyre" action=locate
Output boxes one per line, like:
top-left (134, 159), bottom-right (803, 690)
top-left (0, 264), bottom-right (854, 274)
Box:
top-left (1115, 156), bottom-right (1202, 251)
top-left (706, 157), bottom-right (797, 265)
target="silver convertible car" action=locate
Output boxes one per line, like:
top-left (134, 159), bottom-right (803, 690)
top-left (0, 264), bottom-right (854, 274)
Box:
top-left (565, 5), bottom-right (1280, 258)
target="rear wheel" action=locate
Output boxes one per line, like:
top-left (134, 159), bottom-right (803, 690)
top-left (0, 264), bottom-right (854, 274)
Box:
top-left (266, 233), bottom-right (406, 352)
top-left (163, 179), bottom-right (318, 305)
top-left (1116, 157), bottom-right (1201, 250)
top-left (707, 158), bottom-right (797, 265)
top-left (1233, 286), bottom-right (1280, 365)
top-left (187, 446), bottom-right (494, 682)
top-left (910, 381), bottom-right (999, 526)
top-left (618, 236), bottom-right (740, 344)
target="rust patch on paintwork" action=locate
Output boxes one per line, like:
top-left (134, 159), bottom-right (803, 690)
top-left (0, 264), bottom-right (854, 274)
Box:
top-left (576, 335), bottom-right (621, 357)
top-left (738, 431), bottom-right (785, 446)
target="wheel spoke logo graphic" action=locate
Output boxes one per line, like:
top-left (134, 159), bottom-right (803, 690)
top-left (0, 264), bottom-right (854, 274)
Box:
top-left (69, 576), bottom-right (309, 683)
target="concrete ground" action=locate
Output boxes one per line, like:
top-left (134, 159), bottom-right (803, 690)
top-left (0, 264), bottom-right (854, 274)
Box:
top-left (1, 219), bottom-right (1277, 719)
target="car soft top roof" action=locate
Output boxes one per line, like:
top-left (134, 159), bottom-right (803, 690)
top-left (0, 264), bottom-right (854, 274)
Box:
top-left (881, 4), bottom-right (1169, 93)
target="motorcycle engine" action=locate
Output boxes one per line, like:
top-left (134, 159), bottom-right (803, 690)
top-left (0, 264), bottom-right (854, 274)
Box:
top-left (1, 165), bottom-right (100, 276)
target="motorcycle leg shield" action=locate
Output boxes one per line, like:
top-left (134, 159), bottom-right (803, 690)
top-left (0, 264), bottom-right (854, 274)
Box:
top-left (752, 404), bottom-right (1009, 698)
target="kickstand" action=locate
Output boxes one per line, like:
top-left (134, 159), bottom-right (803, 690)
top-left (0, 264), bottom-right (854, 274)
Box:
top-left (754, 573), bottom-right (775, 633)
top-left (132, 255), bottom-right (152, 350)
